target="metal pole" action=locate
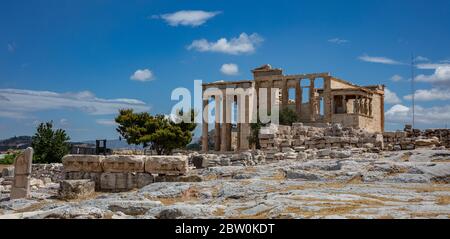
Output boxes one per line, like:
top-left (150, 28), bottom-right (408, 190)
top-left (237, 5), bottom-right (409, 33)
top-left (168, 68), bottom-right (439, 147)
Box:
top-left (411, 54), bottom-right (415, 129)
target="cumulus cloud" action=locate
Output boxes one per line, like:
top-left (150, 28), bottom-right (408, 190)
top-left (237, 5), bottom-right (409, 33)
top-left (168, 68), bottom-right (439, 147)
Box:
top-left (220, 63), bottom-right (239, 75)
top-left (328, 38), bottom-right (349, 44)
top-left (390, 74), bottom-right (403, 82)
top-left (96, 119), bottom-right (117, 126)
top-left (187, 33), bottom-right (263, 55)
top-left (0, 89), bottom-right (150, 119)
top-left (404, 88), bottom-right (450, 101)
top-left (130, 69), bottom-right (154, 82)
top-left (385, 104), bottom-right (450, 125)
top-left (384, 88), bottom-right (401, 104)
top-left (154, 10), bottom-right (221, 27)
top-left (416, 63), bottom-right (450, 70)
top-left (415, 66), bottom-right (450, 84)
top-left (358, 54), bottom-right (404, 65)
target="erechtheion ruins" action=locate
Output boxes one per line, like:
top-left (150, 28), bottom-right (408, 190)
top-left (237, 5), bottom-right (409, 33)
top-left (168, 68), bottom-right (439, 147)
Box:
top-left (201, 64), bottom-right (385, 152)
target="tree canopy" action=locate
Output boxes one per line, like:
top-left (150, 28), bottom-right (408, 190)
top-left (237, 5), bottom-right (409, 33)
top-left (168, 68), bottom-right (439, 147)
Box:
top-left (279, 107), bottom-right (299, 126)
top-left (31, 121), bottom-right (70, 163)
top-left (115, 109), bottom-right (196, 155)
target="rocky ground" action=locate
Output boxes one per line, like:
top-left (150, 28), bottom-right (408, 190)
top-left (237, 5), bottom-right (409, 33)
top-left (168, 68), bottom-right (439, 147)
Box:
top-left (1, 149), bottom-right (450, 219)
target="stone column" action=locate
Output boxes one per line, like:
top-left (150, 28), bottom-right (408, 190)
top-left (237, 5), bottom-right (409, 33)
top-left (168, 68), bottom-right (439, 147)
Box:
top-left (10, 147), bottom-right (33, 199)
top-left (282, 78), bottom-right (288, 110)
top-left (364, 98), bottom-right (369, 115)
top-left (369, 98), bottom-right (373, 116)
top-left (295, 79), bottom-right (302, 117)
top-left (226, 93), bottom-right (233, 151)
top-left (221, 89), bottom-right (227, 152)
top-left (255, 81), bottom-right (260, 120)
top-left (342, 95), bottom-right (347, 113)
top-left (323, 76), bottom-right (333, 121)
top-left (355, 96), bottom-right (360, 114)
top-left (239, 94), bottom-right (250, 151)
top-left (202, 97), bottom-right (209, 152)
top-left (330, 95), bottom-right (334, 115)
top-left (267, 79), bottom-right (273, 114)
top-left (214, 95), bottom-right (221, 151)
top-left (309, 78), bottom-right (316, 122)
top-left (235, 95), bottom-right (240, 152)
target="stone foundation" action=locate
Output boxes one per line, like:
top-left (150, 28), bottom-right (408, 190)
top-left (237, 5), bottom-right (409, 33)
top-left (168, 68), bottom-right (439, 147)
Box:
top-left (259, 123), bottom-right (383, 160)
top-left (383, 127), bottom-right (450, 150)
top-left (62, 155), bottom-right (188, 192)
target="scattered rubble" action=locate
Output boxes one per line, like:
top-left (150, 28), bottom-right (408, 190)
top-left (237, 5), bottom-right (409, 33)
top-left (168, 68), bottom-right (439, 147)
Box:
top-left (1, 124), bottom-right (450, 219)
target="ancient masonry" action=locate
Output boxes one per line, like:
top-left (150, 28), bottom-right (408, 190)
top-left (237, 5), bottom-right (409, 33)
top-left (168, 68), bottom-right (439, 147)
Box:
top-left (201, 64), bottom-right (385, 152)
top-left (62, 155), bottom-right (189, 193)
top-left (10, 147), bottom-right (33, 199)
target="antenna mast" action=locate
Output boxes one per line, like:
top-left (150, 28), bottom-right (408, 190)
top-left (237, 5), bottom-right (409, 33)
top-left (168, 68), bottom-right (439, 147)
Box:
top-left (411, 54), bottom-right (415, 129)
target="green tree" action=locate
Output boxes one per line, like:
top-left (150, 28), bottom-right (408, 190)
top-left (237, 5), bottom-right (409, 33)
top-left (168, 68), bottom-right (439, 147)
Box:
top-left (115, 109), bottom-right (197, 155)
top-left (31, 121), bottom-right (70, 163)
top-left (279, 107), bottom-right (299, 126)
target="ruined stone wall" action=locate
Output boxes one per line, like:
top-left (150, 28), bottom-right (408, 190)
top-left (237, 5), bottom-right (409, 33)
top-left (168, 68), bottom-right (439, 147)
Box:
top-left (62, 155), bottom-right (188, 192)
top-left (370, 93), bottom-right (383, 133)
top-left (383, 128), bottom-right (450, 150)
top-left (259, 123), bottom-right (384, 160)
top-left (31, 164), bottom-right (64, 183)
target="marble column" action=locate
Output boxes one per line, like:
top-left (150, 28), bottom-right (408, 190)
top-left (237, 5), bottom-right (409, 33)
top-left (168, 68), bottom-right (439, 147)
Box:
top-left (239, 94), bottom-right (250, 151)
top-left (282, 78), bottom-right (288, 110)
top-left (214, 95), bottom-right (221, 151)
top-left (369, 98), bottom-right (373, 116)
top-left (202, 97), bottom-right (209, 152)
top-left (225, 92), bottom-right (232, 151)
top-left (221, 89), bottom-right (227, 152)
top-left (309, 78), bottom-right (316, 121)
top-left (267, 79), bottom-right (273, 115)
top-left (295, 79), bottom-right (302, 117)
top-left (235, 95), bottom-right (240, 152)
top-left (342, 95), bottom-right (347, 113)
top-left (355, 96), bottom-right (360, 114)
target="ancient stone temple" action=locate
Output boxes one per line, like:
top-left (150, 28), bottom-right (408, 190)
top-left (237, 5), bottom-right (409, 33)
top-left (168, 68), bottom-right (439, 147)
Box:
top-left (201, 64), bottom-right (385, 152)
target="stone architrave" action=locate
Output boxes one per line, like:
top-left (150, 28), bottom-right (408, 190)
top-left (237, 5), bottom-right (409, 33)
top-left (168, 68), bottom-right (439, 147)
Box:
top-left (10, 147), bottom-right (33, 199)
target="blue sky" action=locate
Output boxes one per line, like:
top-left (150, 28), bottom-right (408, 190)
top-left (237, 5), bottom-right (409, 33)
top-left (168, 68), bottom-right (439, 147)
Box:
top-left (1, 0), bottom-right (450, 141)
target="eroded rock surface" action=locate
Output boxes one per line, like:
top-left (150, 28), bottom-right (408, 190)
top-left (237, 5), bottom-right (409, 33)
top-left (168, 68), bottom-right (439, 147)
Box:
top-left (1, 149), bottom-right (450, 219)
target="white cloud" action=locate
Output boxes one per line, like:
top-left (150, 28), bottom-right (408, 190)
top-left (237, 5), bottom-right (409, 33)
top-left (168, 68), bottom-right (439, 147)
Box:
top-left (415, 66), bottom-right (450, 84)
top-left (130, 69), bottom-right (154, 82)
top-left (384, 88), bottom-right (401, 104)
top-left (404, 88), bottom-right (450, 101)
top-left (96, 119), bottom-right (117, 126)
top-left (0, 89), bottom-right (150, 119)
top-left (187, 33), bottom-right (263, 55)
top-left (59, 118), bottom-right (69, 126)
top-left (416, 63), bottom-right (450, 70)
top-left (414, 56), bottom-right (429, 62)
top-left (155, 10), bottom-right (221, 27)
top-left (358, 54), bottom-right (404, 65)
top-left (328, 38), bottom-right (349, 44)
top-left (220, 63), bottom-right (239, 75)
top-left (386, 104), bottom-right (450, 125)
top-left (390, 74), bottom-right (403, 82)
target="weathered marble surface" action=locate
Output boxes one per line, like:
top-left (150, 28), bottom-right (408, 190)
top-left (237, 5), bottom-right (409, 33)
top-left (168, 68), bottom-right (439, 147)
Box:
top-left (1, 149), bottom-right (450, 219)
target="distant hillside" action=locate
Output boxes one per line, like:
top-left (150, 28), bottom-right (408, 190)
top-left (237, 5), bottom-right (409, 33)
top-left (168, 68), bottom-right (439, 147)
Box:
top-left (0, 135), bottom-right (144, 151)
top-left (0, 136), bottom-right (32, 151)
top-left (82, 139), bottom-right (143, 150)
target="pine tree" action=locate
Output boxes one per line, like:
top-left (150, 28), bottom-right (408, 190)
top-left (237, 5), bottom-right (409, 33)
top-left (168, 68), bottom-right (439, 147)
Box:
top-left (31, 121), bottom-right (70, 163)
